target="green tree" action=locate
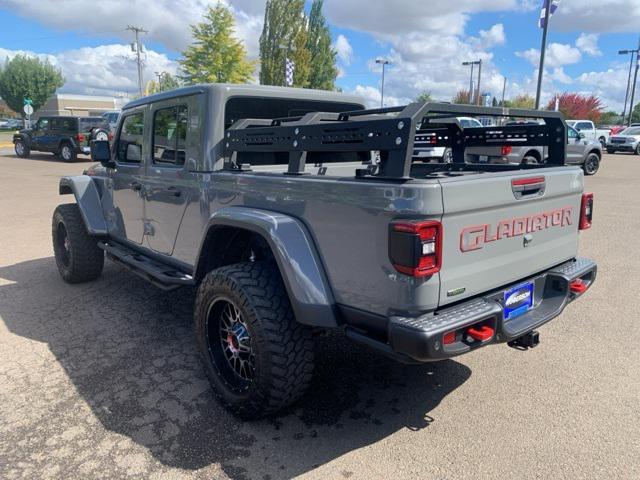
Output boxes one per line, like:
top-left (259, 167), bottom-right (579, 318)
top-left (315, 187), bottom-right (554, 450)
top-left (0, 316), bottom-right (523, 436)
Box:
top-left (416, 91), bottom-right (433, 103)
top-left (179, 3), bottom-right (255, 85)
top-left (630, 103), bottom-right (640, 124)
top-left (306, 0), bottom-right (338, 90)
top-left (503, 94), bottom-right (535, 109)
top-left (599, 110), bottom-right (622, 125)
top-left (259, 0), bottom-right (309, 87)
top-left (0, 54), bottom-right (64, 115)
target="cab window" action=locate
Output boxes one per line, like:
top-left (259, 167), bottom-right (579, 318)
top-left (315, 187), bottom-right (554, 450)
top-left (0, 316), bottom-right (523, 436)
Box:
top-left (36, 118), bottom-right (49, 130)
top-left (117, 112), bottom-right (144, 163)
top-left (153, 105), bottom-right (188, 166)
top-left (567, 127), bottom-right (579, 139)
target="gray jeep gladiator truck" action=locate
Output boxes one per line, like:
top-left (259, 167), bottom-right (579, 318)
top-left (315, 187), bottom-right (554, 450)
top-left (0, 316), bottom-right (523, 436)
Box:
top-left (52, 84), bottom-right (596, 418)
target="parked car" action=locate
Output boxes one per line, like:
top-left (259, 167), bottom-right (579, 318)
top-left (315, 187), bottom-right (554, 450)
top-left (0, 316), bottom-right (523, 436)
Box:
top-left (606, 126), bottom-right (640, 155)
top-left (414, 117), bottom-right (483, 162)
top-left (52, 85), bottom-right (596, 418)
top-left (598, 125), bottom-right (627, 136)
top-left (5, 119), bottom-right (23, 129)
top-left (101, 111), bottom-right (120, 130)
top-left (566, 120), bottom-right (610, 148)
top-left (453, 124), bottom-right (602, 175)
top-left (13, 116), bottom-right (111, 161)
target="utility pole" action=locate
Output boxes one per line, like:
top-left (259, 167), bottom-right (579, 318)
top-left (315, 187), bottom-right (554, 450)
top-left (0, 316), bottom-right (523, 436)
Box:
top-left (476, 59), bottom-right (482, 106)
top-left (619, 49), bottom-right (636, 124)
top-left (375, 59), bottom-right (390, 108)
top-left (127, 25), bottom-right (147, 97)
top-left (469, 63), bottom-right (475, 103)
top-left (501, 76), bottom-right (507, 105)
top-left (627, 37), bottom-right (640, 127)
top-left (535, 0), bottom-right (552, 109)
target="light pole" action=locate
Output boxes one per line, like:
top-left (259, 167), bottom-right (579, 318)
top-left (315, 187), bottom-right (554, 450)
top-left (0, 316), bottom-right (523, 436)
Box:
top-left (619, 49), bottom-right (636, 124)
top-left (462, 60), bottom-right (481, 104)
top-left (376, 59), bottom-right (390, 108)
top-left (154, 71), bottom-right (166, 92)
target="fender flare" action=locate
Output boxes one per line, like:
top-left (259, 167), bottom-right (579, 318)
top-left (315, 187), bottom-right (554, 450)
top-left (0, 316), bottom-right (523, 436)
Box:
top-left (59, 176), bottom-right (108, 235)
top-left (197, 207), bottom-right (338, 328)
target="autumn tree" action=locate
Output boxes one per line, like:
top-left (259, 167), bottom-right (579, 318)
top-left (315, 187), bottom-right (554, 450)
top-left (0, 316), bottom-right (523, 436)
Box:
top-left (452, 89), bottom-right (472, 104)
top-left (0, 54), bottom-right (64, 115)
top-left (546, 93), bottom-right (604, 122)
top-left (179, 3), bottom-right (255, 85)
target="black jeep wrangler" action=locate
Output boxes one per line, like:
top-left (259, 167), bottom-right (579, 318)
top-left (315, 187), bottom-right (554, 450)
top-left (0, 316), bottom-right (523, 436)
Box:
top-left (13, 116), bottom-right (111, 162)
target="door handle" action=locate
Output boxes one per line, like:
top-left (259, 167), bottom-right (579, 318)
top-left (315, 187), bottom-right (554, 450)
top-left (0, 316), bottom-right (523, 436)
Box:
top-left (166, 186), bottom-right (181, 197)
top-left (129, 182), bottom-right (142, 191)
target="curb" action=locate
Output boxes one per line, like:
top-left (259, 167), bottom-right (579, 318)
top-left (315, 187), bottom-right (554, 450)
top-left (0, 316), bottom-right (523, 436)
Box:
top-left (0, 142), bottom-right (14, 149)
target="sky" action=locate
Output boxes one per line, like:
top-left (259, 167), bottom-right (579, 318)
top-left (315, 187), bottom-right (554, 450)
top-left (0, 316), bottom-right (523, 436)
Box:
top-left (0, 0), bottom-right (639, 112)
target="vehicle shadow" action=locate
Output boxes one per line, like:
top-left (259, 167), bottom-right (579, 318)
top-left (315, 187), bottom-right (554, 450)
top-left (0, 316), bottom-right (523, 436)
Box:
top-left (0, 258), bottom-right (471, 479)
top-left (6, 151), bottom-right (94, 163)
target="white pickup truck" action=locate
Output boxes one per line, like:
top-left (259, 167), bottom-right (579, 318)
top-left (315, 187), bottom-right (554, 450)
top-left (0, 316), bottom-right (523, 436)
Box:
top-left (566, 120), bottom-right (610, 148)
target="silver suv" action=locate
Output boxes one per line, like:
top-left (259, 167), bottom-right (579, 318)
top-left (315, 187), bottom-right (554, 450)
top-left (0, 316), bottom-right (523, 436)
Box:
top-left (465, 124), bottom-right (603, 175)
top-left (606, 126), bottom-right (640, 155)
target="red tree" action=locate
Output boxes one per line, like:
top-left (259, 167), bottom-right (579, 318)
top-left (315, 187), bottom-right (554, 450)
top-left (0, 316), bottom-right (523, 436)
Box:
top-left (546, 93), bottom-right (605, 122)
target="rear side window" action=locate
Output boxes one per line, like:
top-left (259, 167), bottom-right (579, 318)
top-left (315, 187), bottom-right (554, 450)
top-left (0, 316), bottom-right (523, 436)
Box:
top-left (117, 112), bottom-right (144, 163)
top-left (153, 105), bottom-right (188, 166)
top-left (50, 118), bottom-right (75, 130)
top-left (79, 117), bottom-right (104, 131)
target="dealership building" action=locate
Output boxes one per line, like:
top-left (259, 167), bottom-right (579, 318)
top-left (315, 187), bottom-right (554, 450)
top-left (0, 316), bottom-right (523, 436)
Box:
top-left (0, 93), bottom-right (131, 119)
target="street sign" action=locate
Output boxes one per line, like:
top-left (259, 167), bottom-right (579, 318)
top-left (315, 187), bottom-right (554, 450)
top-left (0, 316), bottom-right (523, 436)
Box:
top-left (23, 104), bottom-right (34, 115)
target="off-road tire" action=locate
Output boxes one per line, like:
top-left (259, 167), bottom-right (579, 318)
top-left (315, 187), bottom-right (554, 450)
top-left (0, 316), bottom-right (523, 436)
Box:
top-left (583, 153), bottom-right (600, 176)
top-left (194, 261), bottom-right (314, 419)
top-left (52, 204), bottom-right (104, 283)
top-left (442, 148), bottom-right (453, 163)
top-left (636, 144), bottom-right (640, 156)
top-left (58, 142), bottom-right (77, 162)
top-left (14, 139), bottom-right (30, 158)
top-left (91, 128), bottom-right (110, 141)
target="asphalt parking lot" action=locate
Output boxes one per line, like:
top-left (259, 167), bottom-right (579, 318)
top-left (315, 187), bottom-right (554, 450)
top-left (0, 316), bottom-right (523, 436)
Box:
top-left (0, 149), bottom-right (639, 480)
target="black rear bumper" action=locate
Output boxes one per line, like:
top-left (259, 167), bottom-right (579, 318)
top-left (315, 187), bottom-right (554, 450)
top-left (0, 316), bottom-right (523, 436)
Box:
top-left (345, 257), bottom-right (597, 363)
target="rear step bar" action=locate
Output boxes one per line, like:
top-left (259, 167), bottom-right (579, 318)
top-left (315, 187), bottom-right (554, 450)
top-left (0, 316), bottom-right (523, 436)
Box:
top-left (98, 241), bottom-right (195, 291)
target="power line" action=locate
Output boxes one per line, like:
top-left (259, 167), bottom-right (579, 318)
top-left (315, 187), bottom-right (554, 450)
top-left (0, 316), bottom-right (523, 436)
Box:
top-left (126, 25), bottom-right (148, 97)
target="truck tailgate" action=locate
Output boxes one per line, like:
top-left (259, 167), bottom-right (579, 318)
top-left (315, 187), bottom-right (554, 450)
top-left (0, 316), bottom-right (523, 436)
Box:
top-left (438, 167), bottom-right (584, 307)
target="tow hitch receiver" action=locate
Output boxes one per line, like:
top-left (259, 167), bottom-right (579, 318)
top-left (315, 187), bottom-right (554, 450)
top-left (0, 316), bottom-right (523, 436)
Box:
top-left (508, 330), bottom-right (540, 350)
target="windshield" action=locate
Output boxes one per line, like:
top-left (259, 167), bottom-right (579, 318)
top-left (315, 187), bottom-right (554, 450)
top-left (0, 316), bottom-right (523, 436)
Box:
top-left (620, 127), bottom-right (640, 136)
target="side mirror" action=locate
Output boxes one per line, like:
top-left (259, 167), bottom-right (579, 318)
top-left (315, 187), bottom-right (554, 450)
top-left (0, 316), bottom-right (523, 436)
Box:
top-left (90, 140), bottom-right (114, 167)
top-left (579, 132), bottom-right (585, 139)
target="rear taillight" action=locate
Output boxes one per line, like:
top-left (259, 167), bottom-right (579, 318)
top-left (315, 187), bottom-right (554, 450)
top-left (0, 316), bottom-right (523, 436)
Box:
top-left (108, 132), bottom-right (114, 141)
top-left (76, 133), bottom-right (85, 142)
top-left (501, 145), bottom-right (513, 156)
top-left (389, 220), bottom-right (442, 277)
top-left (579, 193), bottom-right (593, 230)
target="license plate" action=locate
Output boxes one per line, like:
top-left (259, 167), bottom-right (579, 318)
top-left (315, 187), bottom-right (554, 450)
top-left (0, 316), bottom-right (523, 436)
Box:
top-left (503, 282), bottom-right (534, 320)
top-left (479, 155), bottom-right (488, 162)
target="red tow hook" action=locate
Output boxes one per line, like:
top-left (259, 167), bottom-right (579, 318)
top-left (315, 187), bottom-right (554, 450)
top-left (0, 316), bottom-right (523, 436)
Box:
top-left (467, 325), bottom-right (494, 342)
top-left (569, 279), bottom-right (589, 294)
